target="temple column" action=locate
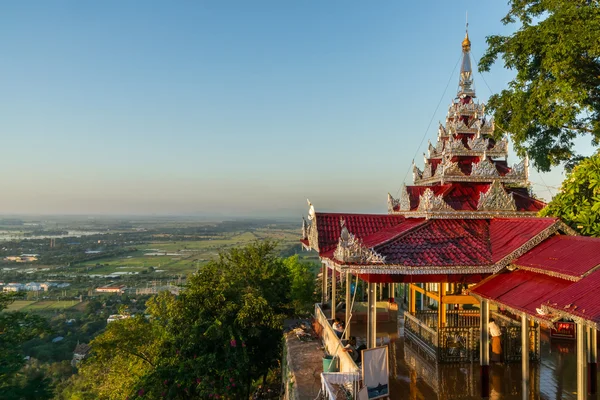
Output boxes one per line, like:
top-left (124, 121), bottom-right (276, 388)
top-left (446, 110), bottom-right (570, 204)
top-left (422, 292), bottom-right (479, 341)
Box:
top-left (577, 322), bottom-right (588, 400)
top-left (322, 263), bottom-right (328, 305)
top-left (409, 284), bottom-right (416, 314)
top-left (345, 272), bottom-right (351, 340)
top-left (330, 267), bottom-right (336, 320)
top-left (521, 313), bottom-right (530, 399)
top-left (588, 327), bottom-right (597, 395)
top-left (367, 282), bottom-right (377, 348)
top-left (379, 283), bottom-right (383, 301)
top-left (480, 299), bottom-right (490, 398)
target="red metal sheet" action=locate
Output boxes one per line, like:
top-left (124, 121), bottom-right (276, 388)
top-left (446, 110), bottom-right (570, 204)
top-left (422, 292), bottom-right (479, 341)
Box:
top-left (515, 235), bottom-right (600, 278)
top-left (471, 269), bottom-right (573, 317)
top-left (489, 218), bottom-right (557, 262)
top-left (545, 269), bottom-right (600, 325)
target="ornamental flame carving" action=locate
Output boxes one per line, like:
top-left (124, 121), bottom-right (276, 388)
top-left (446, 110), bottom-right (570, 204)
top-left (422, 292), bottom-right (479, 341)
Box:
top-left (301, 217), bottom-right (308, 240)
top-left (387, 193), bottom-right (399, 213)
top-left (422, 162), bottom-right (433, 179)
top-left (334, 219), bottom-right (386, 264)
top-left (490, 137), bottom-right (508, 153)
top-left (467, 135), bottom-right (489, 152)
top-left (417, 188), bottom-right (453, 212)
top-left (505, 159), bottom-right (527, 179)
top-left (477, 180), bottom-right (516, 211)
top-left (448, 135), bottom-right (467, 151)
top-left (399, 185), bottom-right (411, 211)
top-left (471, 157), bottom-right (500, 177)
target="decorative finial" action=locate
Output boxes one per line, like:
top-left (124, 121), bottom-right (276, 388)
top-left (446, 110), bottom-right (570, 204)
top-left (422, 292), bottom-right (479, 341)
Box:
top-left (462, 12), bottom-right (471, 52)
top-left (307, 199), bottom-right (316, 221)
top-left (301, 217), bottom-right (308, 240)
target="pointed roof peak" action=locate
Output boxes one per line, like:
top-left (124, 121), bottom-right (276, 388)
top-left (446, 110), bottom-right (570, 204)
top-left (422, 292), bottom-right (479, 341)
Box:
top-left (458, 27), bottom-right (475, 98)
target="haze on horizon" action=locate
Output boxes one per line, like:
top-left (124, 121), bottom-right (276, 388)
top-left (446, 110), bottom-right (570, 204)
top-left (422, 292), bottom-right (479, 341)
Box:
top-left (1, 1), bottom-right (595, 217)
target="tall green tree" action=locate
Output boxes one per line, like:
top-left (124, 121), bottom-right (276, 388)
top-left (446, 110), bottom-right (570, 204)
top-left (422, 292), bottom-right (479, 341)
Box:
top-left (479, 0), bottom-right (600, 171)
top-left (0, 292), bottom-right (49, 399)
top-left (63, 241), bottom-right (292, 399)
top-left (283, 255), bottom-right (317, 314)
top-left (540, 150), bottom-right (600, 236)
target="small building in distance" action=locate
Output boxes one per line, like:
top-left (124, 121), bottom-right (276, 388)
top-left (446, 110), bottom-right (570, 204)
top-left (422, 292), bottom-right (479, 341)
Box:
top-left (96, 285), bottom-right (126, 294)
top-left (71, 343), bottom-right (91, 367)
top-left (107, 314), bottom-right (131, 323)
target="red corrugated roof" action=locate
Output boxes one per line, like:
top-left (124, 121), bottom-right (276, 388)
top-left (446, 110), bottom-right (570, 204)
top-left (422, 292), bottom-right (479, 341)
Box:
top-left (313, 213), bottom-right (410, 255)
top-left (470, 269), bottom-right (572, 317)
top-left (515, 235), bottom-right (600, 278)
top-left (545, 269), bottom-right (600, 325)
top-left (489, 218), bottom-right (557, 262)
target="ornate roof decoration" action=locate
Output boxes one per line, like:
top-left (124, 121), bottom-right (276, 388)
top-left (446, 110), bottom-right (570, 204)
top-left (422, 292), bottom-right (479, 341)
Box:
top-left (422, 162), bottom-right (433, 179)
top-left (505, 156), bottom-right (529, 180)
top-left (448, 134), bottom-right (467, 151)
top-left (467, 135), bottom-right (489, 152)
top-left (412, 162), bottom-right (423, 181)
top-left (490, 136), bottom-right (508, 153)
top-left (477, 180), bottom-right (516, 211)
top-left (333, 219), bottom-right (386, 264)
top-left (399, 185), bottom-right (411, 211)
top-left (387, 193), bottom-right (398, 213)
top-left (306, 200), bottom-right (319, 250)
top-left (471, 156), bottom-right (500, 178)
top-left (301, 217), bottom-right (308, 240)
top-left (417, 188), bottom-right (453, 212)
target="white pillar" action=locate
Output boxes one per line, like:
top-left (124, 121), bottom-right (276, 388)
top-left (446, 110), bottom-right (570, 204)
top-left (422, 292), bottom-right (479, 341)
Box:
top-left (577, 322), bottom-right (588, 400)
top-left (367, 282), bottom-right (377, 348)
top-left (322, 263), bottom-right (328, 305)
top-left (345, 272), bottom-right (351, 340)
top-left (480, 299), bottom-right (490, 397)
top-left (331, 267), bottom-right (336, 320)
top-left (521, 313), bottom-right (530, 399)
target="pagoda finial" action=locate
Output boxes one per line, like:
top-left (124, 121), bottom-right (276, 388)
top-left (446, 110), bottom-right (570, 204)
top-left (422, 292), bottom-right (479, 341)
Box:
top-left (458, 21), bottom-right (475, 98)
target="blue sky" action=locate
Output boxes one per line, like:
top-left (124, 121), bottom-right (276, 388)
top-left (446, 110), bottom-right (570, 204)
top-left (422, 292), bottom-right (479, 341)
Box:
top-left (0, 1), bottom-right (594, 216)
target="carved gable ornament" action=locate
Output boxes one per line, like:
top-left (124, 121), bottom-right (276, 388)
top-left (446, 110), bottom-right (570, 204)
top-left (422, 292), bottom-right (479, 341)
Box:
top-left (334, 219), bottom-right (386, 264)
top-left (471, 157), bottom-right (500, 177)
top-left (477, 180), bottom-right (516, 211)
top-left (467, 135), bottom-right (489, 152)
top-left (417, 188), bottom-right (453, 212)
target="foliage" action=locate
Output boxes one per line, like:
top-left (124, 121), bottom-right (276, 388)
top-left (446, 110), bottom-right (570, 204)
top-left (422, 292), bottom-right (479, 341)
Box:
top-left (479, 0), bottom-right (600, 171)
top-left (63, 241), bottom-right (293, 399)
top-left (0, 292), bottom-right (50, 399)
top-left (283, 255), bottom-right (317, 314)
top-left (540, 151), bottom-right (600, 236)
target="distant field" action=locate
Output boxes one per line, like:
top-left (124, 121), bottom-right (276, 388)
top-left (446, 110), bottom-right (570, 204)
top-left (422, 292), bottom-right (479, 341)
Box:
top-left (3, 300), bottom-right (78, 312)
top-left (73, 229), bottom-right (306, 275)
top-left (4, 300), bottom-right (36, 311)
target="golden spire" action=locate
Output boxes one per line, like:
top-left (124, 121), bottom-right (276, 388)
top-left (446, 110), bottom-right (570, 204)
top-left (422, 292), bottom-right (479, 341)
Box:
top-left (462, 32), bottom-right (471, 52)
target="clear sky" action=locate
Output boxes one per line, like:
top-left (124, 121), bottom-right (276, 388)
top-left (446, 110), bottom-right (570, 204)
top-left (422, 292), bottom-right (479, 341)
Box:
top-left (0, 1), bottom-right (595, 217)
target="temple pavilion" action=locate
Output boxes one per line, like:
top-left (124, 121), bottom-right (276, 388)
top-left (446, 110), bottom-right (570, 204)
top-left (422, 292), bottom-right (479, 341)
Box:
top-left (303, 31), bottom-right (600, 400)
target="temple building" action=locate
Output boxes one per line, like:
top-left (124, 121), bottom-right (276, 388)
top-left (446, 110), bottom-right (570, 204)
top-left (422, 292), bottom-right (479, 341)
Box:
top-left (302, 31), bottom-right (600, 400)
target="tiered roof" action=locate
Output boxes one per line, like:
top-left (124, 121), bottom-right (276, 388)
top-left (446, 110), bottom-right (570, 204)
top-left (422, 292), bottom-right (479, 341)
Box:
top-left (387, 32), bottom-right (544, 219)
top-left (301, 32), bottom-right (576, 282)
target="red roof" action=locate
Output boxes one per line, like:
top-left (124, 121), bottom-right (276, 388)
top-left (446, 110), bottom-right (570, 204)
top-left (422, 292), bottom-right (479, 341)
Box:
top-left (489, 218), bottom-right (557, 262)
top-left (470, 269), bottom-right (572, 317)
top-left (544, 269), bottom-right (600, 326)
top-left (312, 213), bottom-right (413, 255)
top-left (312, 214), bottom-right (559, 270)
top-left (374, 219), bottom-right (491, 266)
top-left (515, 235), bottom-right (600, 279)
top-left (396, 182), bottom-right (546, 213)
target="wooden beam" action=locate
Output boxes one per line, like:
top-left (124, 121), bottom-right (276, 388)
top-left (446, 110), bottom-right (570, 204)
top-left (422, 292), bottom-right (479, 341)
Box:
top-left (442, 294), bottom-right (479, 305)
top-left (409, 283), bottom-right (440, 302)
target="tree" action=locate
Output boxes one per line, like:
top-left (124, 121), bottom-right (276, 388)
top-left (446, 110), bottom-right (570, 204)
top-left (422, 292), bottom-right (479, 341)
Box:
top-left (0, 292), bottom-right (49, 398)
top-left (63, 241), bottom-right (292, 399)
top-left (540, 150), bottom-right (600, 236)
top-left (283, 255), bottom-right (317, 314)
top-left (479, 0), bottom-right (600, 171)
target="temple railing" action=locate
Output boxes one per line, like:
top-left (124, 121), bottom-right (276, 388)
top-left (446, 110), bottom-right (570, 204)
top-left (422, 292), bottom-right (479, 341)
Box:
top-left (405, 310), bottom-right (540, 363)
top-left (314, 304), bottom-right (359, 373)
top-left (404, 311), bottom-right (438, 361)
